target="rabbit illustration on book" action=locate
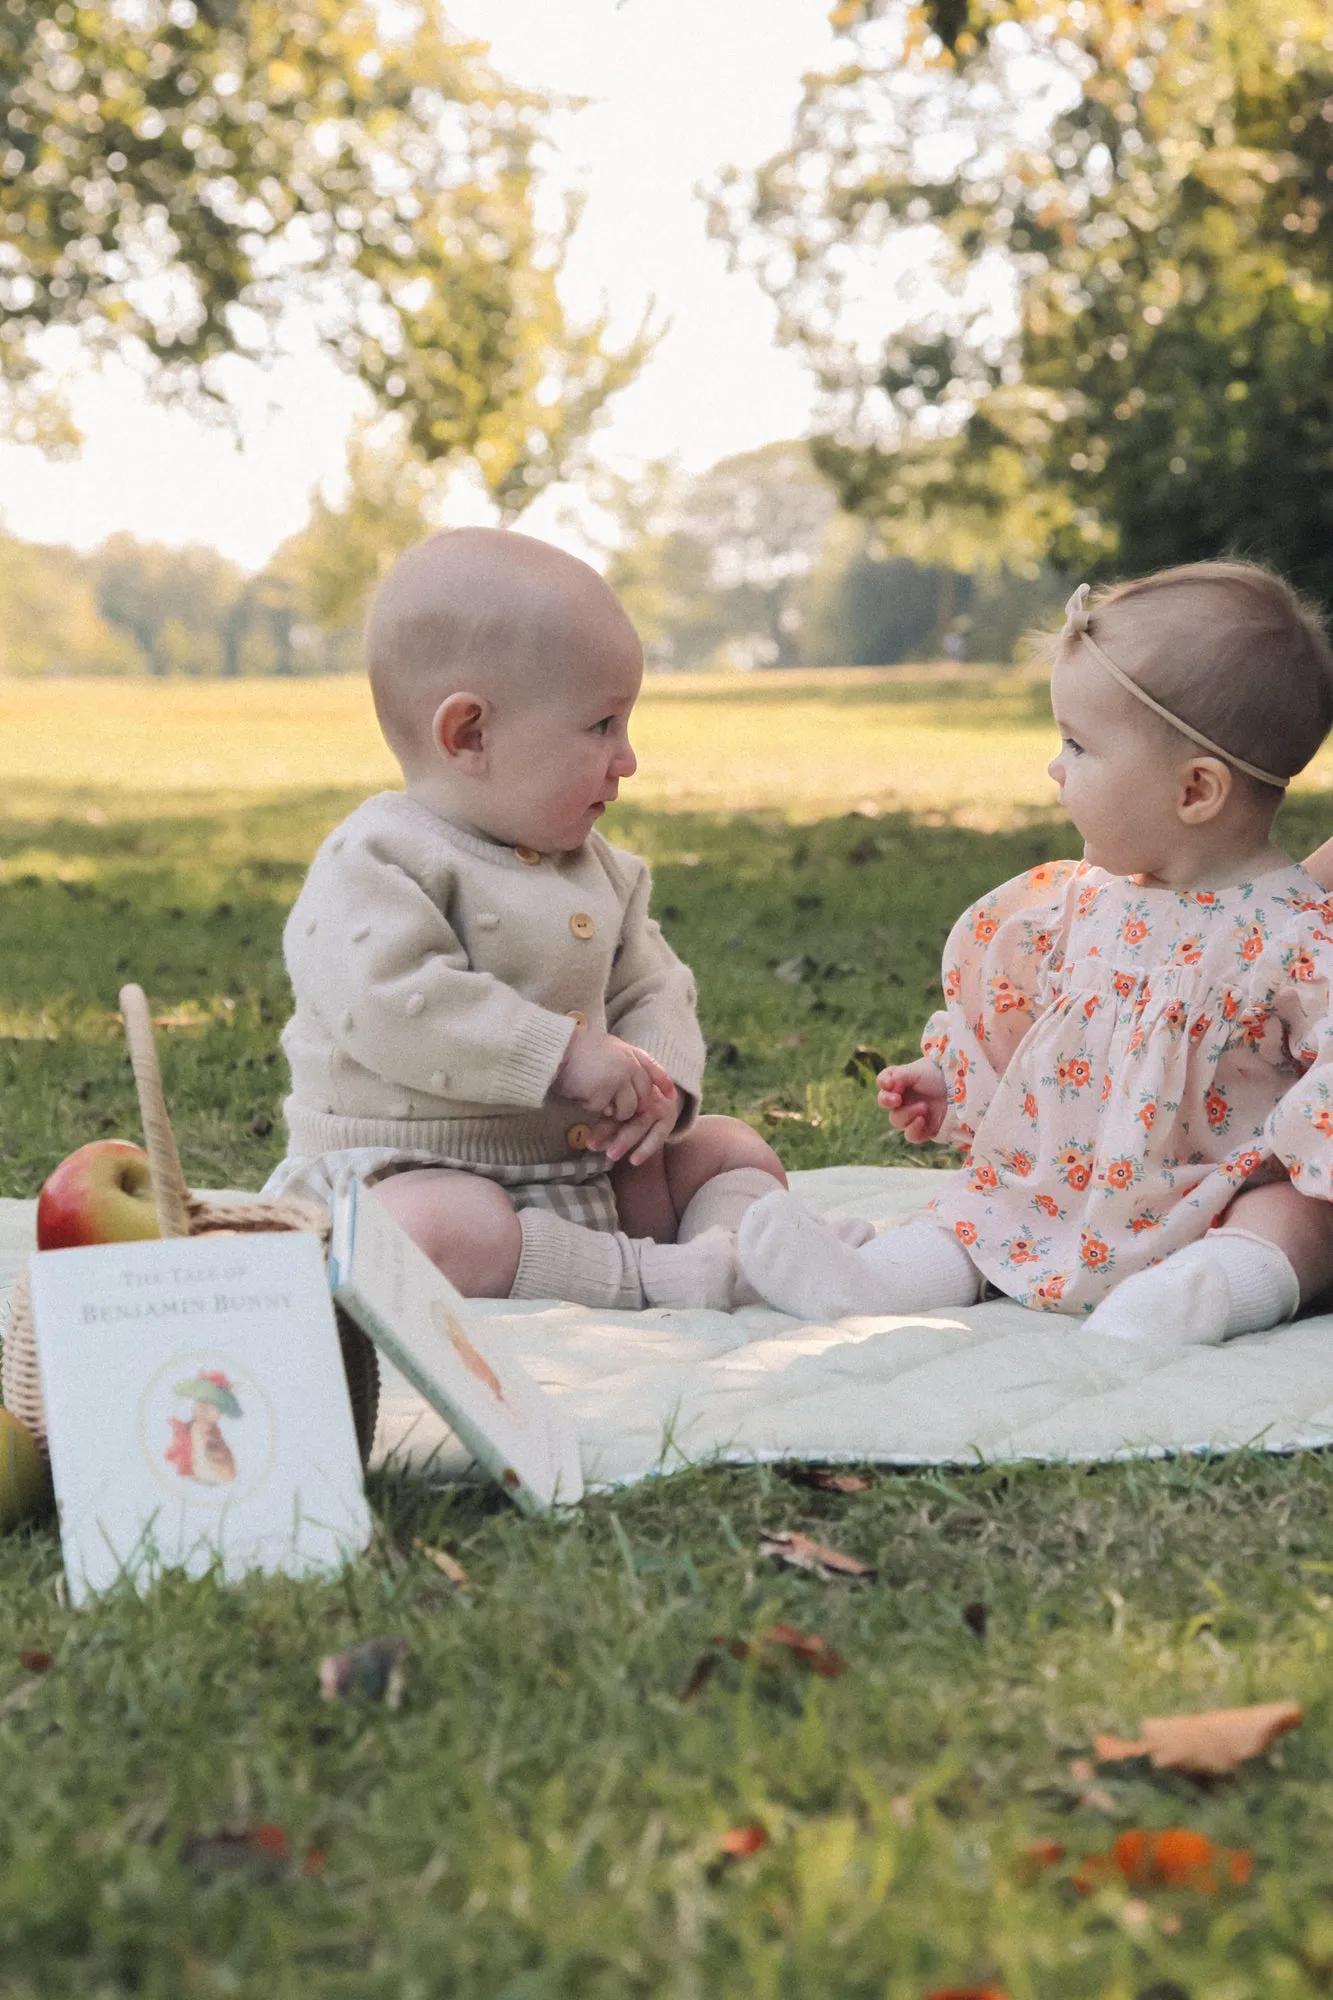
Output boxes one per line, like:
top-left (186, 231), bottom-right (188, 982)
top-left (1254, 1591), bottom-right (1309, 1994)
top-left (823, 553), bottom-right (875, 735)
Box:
top-left (165, 1370), bottom-right (242, 1486)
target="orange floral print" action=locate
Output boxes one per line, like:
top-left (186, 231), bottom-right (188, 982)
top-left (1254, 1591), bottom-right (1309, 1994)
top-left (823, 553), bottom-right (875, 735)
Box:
top-left (1239, 925), bottom-right (1264, 963)
top-left (1033, 1273), bottom-right (1067, 1306)
top-left (1113, 971), bottom-right (1137, 1000)
top-left (1162, 1001), bottom-right (1187, 1032)
top-left (1121, 916), bottom-right (1149, 947)
top-left (1312, 1108), bottom-right (1333, 1139)
top-left (1056, 1057), bottom-right (1092, 1089)
top-left (1225, 1147), bottom-right (1264, 1177)
top-left (989, 975), bottom-right (1029, 1015)
top-left (1103, 1158), bottom-right (1136, 1191)
top-left (1288, 947), bottom-right (1317, 984)
top-left (1007, 1235), bottom-right (1039, 1266)
top-left (954, 1219), bottom-right (979, 1246)
top-left (1189, 1012), bottom-right (1212, 1044)
top-left (1205, 1088), bottom-right (1228, 1129)
top-left (1139, 1101), bottom-right (1157, 1130)
top-left (973, 909), bottom-right (999, 943)
top-left (969, 1162), bottom-right (1000, 1191)
top-left (1022, 1091), bottom-right (1039, 1119)
top-left (1035, 1194), bottom-right (1061, 1218)
top-left (1173, 935), bottom-right (1203, 965)
top-left (1080, 1233), bottom-right (1111, 1271)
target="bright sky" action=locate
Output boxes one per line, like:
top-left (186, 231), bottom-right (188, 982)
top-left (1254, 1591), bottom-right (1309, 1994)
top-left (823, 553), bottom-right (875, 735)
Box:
top-left (0, 0), bottom-right (843, 572)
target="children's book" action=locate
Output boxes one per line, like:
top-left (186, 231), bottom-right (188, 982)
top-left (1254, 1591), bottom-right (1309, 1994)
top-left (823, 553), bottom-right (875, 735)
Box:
top-left (328, 1179), bottom-right (583, 1513)
top-left (31, 1231), bottom-right (372, 1606)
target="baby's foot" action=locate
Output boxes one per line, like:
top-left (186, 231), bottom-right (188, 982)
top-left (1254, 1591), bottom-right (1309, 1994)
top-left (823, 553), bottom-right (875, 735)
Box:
top-left (638, 1226), bottom-right (737, 1311)
top-left (734, 1193), bottom-right (898, 1318)
top-left (739, 1193), bottom-right (983, 1319)
top-left (1084, 1234), bottom-right (1299, 1347)
top-left (731, 1212), bottom-right (876, 1308)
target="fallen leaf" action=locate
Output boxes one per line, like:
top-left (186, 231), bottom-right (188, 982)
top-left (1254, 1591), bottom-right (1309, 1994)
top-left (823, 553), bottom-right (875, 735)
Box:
top-left (756, 1622), bottom-right (847, 1677)
top-left (782, 1465), bottom-right (872, 1493)
top-left (923, 1988), bottom-right (1012, 2000)
top-left (318, 1636), bottom-right (408, 1708)
top-left (414, 1539), bottom-right (471, 1588)
top-left (1074, 1827), bottom-right (1253, 1895)
top-left (18, 1649), bottom-right (53, 1673)
top-left (680, 1651), bottom-right (720, 1702)
top-left (1016, 1839), bottom-right (1064, 1884)
top-left (962, 1601), bottom-right (988, 1640)
top-left (759, 1528), bottom-right (875, 1582)
top-left (1094, 1700), bottom-right (1302, 1776)
top-left (762, 1105), bottom-right (824, 1128)
top-left (718, 1823), bottom-right (768, 1859)
top-left (183, 1825), bottom-right (290, 1879)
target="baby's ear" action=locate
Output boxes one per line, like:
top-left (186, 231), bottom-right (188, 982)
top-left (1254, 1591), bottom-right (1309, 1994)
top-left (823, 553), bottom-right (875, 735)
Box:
top-left (1176, 754), bottom-right (1232, 825)
top-left (432, 693), bottom-right (490, 770)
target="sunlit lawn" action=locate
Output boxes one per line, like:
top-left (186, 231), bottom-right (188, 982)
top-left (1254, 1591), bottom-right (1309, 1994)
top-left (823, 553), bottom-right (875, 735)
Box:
top-left (4, 671), bottom-right (1333, 1996)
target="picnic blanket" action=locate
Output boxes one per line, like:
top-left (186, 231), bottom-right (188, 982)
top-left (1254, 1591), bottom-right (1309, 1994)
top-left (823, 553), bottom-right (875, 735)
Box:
top-left (5, 1167), bottom-right (1333, 1490)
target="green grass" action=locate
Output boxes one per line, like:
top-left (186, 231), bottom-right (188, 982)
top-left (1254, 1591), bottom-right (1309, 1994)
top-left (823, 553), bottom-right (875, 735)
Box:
top-left (4, 729), bottom-right (1333, 1993)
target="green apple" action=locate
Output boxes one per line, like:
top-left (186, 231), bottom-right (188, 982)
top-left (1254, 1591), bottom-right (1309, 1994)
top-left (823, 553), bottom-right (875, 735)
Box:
top-left (0, 1408), bottom-right (49, 1527)
top-left (36, 1140), bottom-right (160, 1251)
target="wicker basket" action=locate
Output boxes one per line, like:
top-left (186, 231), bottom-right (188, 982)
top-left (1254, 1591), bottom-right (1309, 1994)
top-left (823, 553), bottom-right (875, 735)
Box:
top-left (1, 984), bottom-right (378, 1465)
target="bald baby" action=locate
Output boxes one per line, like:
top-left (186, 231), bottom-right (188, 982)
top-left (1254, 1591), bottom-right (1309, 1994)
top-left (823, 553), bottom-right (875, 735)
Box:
top-left (367, 527), bottom-right (642, 779)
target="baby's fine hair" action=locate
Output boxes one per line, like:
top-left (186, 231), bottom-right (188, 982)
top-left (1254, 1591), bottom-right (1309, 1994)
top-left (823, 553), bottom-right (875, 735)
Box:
top-left (1047, 560), bottom-right (1333, 792)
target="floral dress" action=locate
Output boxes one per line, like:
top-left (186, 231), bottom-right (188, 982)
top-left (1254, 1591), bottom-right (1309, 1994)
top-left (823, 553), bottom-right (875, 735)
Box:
top-left (919, 859), bottom-right (1333, 1315)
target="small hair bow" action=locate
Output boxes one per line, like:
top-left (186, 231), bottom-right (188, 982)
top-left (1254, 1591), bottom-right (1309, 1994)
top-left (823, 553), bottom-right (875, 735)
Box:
top-left (1062, 582), bottom-right (1092, 636)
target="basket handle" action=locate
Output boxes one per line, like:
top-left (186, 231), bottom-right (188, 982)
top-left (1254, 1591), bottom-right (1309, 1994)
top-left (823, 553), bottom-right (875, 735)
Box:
top-left (118, 984), bottom-right (191, 1240)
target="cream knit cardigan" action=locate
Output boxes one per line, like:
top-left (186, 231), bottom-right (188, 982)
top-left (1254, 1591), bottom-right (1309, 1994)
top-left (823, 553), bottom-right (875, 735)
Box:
top-left (278, 792), bottom-right (706, 1168)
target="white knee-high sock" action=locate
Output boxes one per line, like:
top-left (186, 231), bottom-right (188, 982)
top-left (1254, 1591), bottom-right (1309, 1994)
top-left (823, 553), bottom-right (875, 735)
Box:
top-left (1085, 1229), bottom-right (1300, 1346)
top-left (737, 1191), bottom-right (983, 1319)
top-left (509, 1209), bottom-right (736, 1311)
top-left (677, 1167), bottom-right (784, 1241)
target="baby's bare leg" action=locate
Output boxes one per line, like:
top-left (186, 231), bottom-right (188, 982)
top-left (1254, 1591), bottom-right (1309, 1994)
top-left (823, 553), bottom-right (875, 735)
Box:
top-left (1221, 1181), bottom-right (1333, 1308)
top-left (368, 1169), bottom-right (522, 1297)
top-left (612, 1113), bottom-right (786, 1242)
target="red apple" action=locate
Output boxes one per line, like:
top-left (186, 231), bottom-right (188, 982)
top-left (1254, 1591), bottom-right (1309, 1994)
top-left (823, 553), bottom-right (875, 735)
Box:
top-left (36, 1140), bottom-right (160, 1251)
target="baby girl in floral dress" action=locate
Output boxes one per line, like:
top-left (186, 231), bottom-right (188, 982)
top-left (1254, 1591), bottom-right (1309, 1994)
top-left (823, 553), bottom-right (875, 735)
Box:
top-left (740, 561), bottom-right (1333, 1346)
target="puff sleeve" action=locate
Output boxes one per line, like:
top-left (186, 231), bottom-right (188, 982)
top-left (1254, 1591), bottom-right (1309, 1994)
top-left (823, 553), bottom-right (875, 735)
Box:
top-left (1262, 916), bottom-right (1333, 1198)
top-left (921, 860), bottom-right (1079, 1145)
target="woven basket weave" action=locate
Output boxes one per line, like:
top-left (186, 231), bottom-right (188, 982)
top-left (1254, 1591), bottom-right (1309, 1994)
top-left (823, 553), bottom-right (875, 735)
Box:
top-left (1, 984), bottom-right (378, 1466)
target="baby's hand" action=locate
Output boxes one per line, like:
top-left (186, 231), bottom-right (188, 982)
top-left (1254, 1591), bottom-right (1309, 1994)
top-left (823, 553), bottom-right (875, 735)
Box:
top-left (555, 1027), bottom-right (672, 1126)
top-left (877, 1058), bottom-right (948, 1144)
top-left (593, 1076), bottom-right (680, 1167)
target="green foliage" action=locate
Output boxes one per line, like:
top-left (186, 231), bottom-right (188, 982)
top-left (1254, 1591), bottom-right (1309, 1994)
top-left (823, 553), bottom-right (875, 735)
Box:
top-left (0, 0), bottom-right (646, 511)
top-left (713, 0), bottom-right (1333, 602)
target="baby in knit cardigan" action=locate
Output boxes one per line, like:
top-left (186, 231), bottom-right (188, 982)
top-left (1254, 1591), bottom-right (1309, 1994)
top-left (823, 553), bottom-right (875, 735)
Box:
top-left (264, 527), bottom-right (796, 1310)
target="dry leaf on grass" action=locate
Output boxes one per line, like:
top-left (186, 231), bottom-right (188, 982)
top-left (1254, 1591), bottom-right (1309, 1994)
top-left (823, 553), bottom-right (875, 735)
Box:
top-left (183, 1823), bottom-right (325, 1880)
top-left (318, 1636), bottom-right (408, 1708)
top-left (18, 1648), bottom-right (53, 1672)
top-left (1074, 1827), bottom-right (1252, 1894)
top-left (782, 1465), bottom-right (873, 1494)
top-left (681, 1623), bottom-right (848, 1697)
top-left (414, 1539), bottom-right (471, 1588)
top-left (759, 1529), bottom-right (875, 1582)
top-left (1094, 1699), bottom-right (1302, 1776)
top-left (718, 1824), bottom-right (768, 1859)
top-left (923, 1987), bottom-right (1012, 2000)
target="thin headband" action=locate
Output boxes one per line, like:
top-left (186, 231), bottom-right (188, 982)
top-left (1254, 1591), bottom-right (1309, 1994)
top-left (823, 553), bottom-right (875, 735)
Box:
top-left (1061, 583), bottom-right (1288, 790)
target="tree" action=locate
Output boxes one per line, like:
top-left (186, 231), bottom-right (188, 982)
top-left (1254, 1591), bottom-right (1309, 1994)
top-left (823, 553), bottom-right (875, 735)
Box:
top-left (606, 444), bottom-right (838, 669)
top-left (712, 0), bottom-right (1333, 601)
top-left (0, 532), bottom-right (139, 674)
top-left (90, 534), bottom-right (245, 674)
top-left (0, 1), bottom-right (647, 513)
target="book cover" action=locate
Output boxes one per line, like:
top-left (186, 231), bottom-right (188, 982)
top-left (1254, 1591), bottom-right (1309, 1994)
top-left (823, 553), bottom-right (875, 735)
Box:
top-left (31, 1231), bottom-right (372, 1605)
top-left (328, 1180), bottom-right (583, 1513)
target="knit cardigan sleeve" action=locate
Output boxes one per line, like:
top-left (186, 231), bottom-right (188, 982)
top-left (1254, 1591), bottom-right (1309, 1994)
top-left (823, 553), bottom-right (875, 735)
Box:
top-left (285, 829), bottom-right (576, 1109)
top-left (598, 842), bottom-right (707, 1126)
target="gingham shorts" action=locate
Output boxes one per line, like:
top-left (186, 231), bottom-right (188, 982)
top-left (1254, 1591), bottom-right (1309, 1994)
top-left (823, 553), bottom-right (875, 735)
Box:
top-left (262, 1147), bottom-right (620, 1233)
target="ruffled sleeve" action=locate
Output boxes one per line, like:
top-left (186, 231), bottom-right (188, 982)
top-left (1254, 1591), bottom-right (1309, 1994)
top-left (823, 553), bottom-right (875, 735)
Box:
top-left (1263, 902), bottom-right (1333, 1196)
top-left (922, 860), bottom-right (1080, 1145)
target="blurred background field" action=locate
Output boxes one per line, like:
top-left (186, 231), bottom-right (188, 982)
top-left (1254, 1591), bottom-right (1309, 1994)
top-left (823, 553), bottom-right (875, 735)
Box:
top-left (8, 668), bottom-right (1333, 830)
